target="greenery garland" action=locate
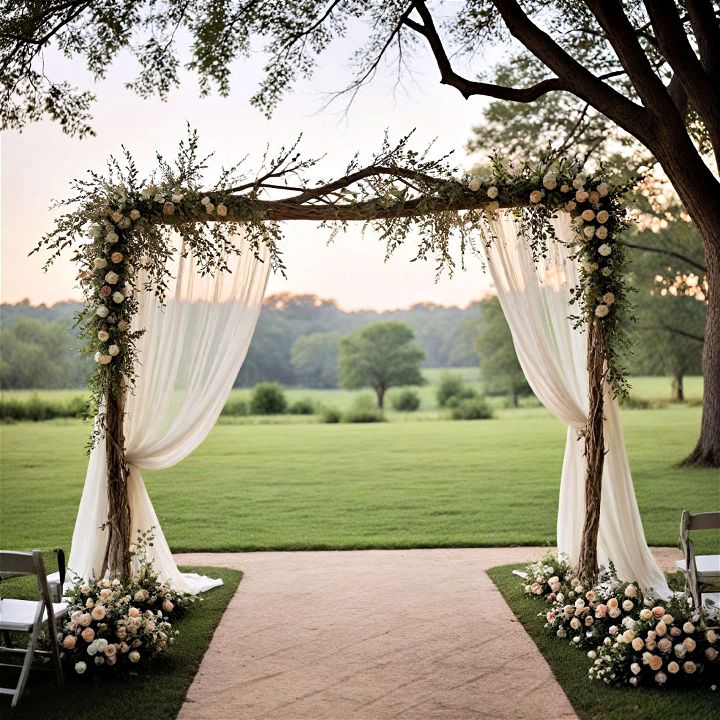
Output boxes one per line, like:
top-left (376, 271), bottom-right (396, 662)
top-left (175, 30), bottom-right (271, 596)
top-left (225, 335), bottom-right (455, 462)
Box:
top-left (34, 131), bottom-right (635, 432)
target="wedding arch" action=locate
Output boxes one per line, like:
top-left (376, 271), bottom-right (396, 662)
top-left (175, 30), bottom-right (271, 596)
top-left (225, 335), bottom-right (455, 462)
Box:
top-left (37, 132), bottom-right (668, 596)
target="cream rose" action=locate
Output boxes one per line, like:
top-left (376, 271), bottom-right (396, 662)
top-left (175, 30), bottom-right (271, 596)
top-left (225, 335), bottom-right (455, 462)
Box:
top-left (596, 225), bottom-right (608, 240)
top-left (111, 210), bottom-right (122, 223)
top-left (667, 661), bottom-right (680, 674)
top-left (104, 643), bottom-right (117, 657)
top-left (630, 662), bottom-right (641, 675)
top-left (78, 612), bottom-right (92, 627)
top-left (662, 614), bottom-right (674, 625)
top-left (75, 661), bottom-right (87, 674)
top-left (595, 304), bottom-right (609, 318)
top-left (683, 660), bottom-right (697, 674)
top-left (111, 252), bottom-right (124, 264)
top-left (128, 650), bottom-right (141, 663)
top-left (108, 345), bottom-right (120, 357)
top-left (682, 621), bottom-right (695, 634)
top-left (117, 319), bottom-right (130, 331)
top-left (683, 637), bottom-right (697, 652)
top-left (588, 191), bottom-right (600, 205)
top-left (105, 271), bottom-right (119, 285)
top-left (632, 637), bottom-right (644, 651)
top-left (128, 607), bottom-right (141, 618)
top-left (529, 189), bottom-right (544, 204)
top-left (93, 258), bottom-right (108, 270)
top-left (707, 630), bottom-right (718, 643)
top-left (597, 182), bottom-right (609, 197)
top-left (598, 243), bottom-right (612, 256)
top-left (583, 226), bottom-right (596, 238)
top-left (98, 330), bottom-right (110, 342)
top-left (99, 355), bottom-right (112, 365)
top-left (205, 203), bottom-right (215, 214)
top-left (106, 231), bottom-right (119, 244)
top-left (216, 203), bottom-right (228, 217)
top-left (656, 621), bottom-right (668, 637)
top-left (162, 599), bottom-right (174, 613)
top-left (129, 209), bottom-right (141, 220)
top-left (655, 671), bottom-right (667, 685)
top-left (543, 174), bottom-right (557, 190)
top-left (565, 200), bottom-right (576, 212)
top-left (163, 202), bottom-right (175, 215)
top-left (573, 175), bottom-right (586, 189)
top-left (674, 643), bottom-right (686, 659)
top-left (172, 193), bottom-right (184, 204)
top-left (95, 305), bottom-right (109, 318)
top-left (603, 292), bottom-right (615, 305)
top-left (468, 177), bottom-right (481, 192)
top-left (486, 186), bottom-right (499, 199)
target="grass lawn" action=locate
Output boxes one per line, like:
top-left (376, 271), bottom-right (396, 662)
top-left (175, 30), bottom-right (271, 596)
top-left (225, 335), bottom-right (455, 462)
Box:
top-left (487, 564), bottom-right (718, 720)
top-left (0, 563), bottom-right (240, 719)
top-left (0, 404), bottom-right (715, 555)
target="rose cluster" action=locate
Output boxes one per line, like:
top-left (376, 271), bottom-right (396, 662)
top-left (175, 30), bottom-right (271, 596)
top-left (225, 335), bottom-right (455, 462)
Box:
top-left (522, 552), bottom-right (572, 601)
top-left (58, 533), bottom-right (193, 677)
top-left (589, 601), bottom-right (720, 688)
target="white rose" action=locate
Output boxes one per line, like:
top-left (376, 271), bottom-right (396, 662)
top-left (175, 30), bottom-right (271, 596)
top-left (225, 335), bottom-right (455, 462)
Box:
top-left (89, 225), bottom-right (103, 239)
top-left (98, 330), bottom-right (110, 342)
top-left (601, 267), bottom-right (611, 277)
top-left (94, 351), bottom-right (101, 363)
top-left (74, 661), bottom-right (87, 675)
top-left (598, 243), bottom-right (612, 256)
top-left (129, 209), bottom-right (141, 220)
top-left (171, 193), bottom-right (184, 203)
top-left (94, 656), bottom-right (105, 665)
top-left (93, 258), bottom-right (108, 270)
top-left (95, 305), bottom-right (109, 318)
top-left (655, 671), bottom-right (667, 685)
top-left (112, 291), bottom-right (124, 304)
top-left (86, 641), bottom-right (98, 656)
top-left (595, 225), bottom-right (608, 239)
top-left (630, 662), bottom-right (641, 675)
top-left (201, 196), bottom-right (211, 206)
top-left (106, 232), bottom-right (119, 244)
top-left (468, 177), bottom-right (482, 192)
top-left (117, 320), bottom-right (130, 332)
top-left (216, 203), bottom-right (228, 217)
top-left (683, 622), bottom-right (695, 634)
top-left (543, 174), bottom-right (557, 190)
top-left (486, 186), bottom-right (499, 199)
top-left (603, 292), bottom-right (615, 305)
top-left (140, 188), bottom-right (152, 199)
top-left (595, 304), bottom-right (610, 318)
top-left (597, 182), bottom-right (609, 197)
top-left (583, 226), bottom-right (596, 238)
top-left (105, 271), bottom-right (119, 285)
top-left (153, 193), bottom-right (165, 203)
top-left (108, 345), bottom-right (120, 357)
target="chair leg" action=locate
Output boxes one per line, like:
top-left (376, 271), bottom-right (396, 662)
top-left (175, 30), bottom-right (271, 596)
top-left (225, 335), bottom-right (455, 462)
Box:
top-left (47, 619), bottom-right (64, 686)
top-left (2, 631), bottom-right (13, 648)
top-left (10, 626), bottom-right (39, 708)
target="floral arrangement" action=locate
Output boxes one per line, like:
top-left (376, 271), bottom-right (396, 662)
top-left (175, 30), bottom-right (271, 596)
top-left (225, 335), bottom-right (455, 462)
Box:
top-left (589, 597), bottom-right (720, 688)
top-left (519, 554), bottom-right (720, 690)
top-left (59, 531), bottom-right (194, 676)
top-left (522, 551), bottom-right (573, 600)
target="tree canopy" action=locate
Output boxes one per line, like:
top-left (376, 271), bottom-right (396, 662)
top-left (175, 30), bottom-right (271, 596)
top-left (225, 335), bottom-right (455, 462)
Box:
top-left (339, 321), bottom-right (425, 408)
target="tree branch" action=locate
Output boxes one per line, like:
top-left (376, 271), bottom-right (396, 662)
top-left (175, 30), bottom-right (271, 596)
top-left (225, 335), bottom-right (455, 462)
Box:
top-left (646, 323), bottom-right (705, 343)
top-left (404, 3), bottom-right (567, 102)
top-left (626, 241), bottom-right (707, 274)
top-left (684, 0), bottom-right (720, 83)
top-left (486, 0), bottom-right (654, 146)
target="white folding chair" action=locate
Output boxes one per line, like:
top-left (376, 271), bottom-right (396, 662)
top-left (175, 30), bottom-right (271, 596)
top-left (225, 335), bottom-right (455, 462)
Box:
top-left (676, 511), bottom-right (720, 611)
top-left (0, 550), bottom-right (67, 707)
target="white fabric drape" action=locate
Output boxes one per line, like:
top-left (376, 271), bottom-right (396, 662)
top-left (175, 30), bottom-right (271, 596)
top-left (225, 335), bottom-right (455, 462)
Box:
top-left (68, 235), bottom-right (270, 593)
top-left (484, 212), bottom-right (669, 596)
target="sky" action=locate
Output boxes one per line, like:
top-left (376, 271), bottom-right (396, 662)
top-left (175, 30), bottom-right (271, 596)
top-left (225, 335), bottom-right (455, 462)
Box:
top-left (0, 21), bottom-right (502, 312)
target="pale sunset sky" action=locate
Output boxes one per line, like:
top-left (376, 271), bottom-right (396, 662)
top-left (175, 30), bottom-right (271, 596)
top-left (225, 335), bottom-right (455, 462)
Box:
top-left (1, 23), bottom-right (502, 311)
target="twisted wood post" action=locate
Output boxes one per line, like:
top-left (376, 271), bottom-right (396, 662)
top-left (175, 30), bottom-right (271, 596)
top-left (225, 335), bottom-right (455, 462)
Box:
top-left (100, 388), bottom-right (132, 582)
top-left (578, 319), bottom-right (606, 581)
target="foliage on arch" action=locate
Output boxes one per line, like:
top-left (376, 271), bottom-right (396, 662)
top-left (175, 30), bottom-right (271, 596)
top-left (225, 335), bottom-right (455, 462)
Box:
top-left (35, 131), bottom-right (635, 428)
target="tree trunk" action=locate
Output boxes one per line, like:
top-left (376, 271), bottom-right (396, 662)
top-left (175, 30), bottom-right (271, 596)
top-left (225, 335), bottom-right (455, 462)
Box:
top-left (672, 373), bottom-right (685, 403)
top-left (577, 320), bottom-right (606, 581)
top-left (512, 388), bottom-right (519, 408)
top-left (376, 385), bottom-right (385, 409)
top-left (653, 135), bottom-right (720, 467)
top-left (100, 388), bottom-right (131, 582)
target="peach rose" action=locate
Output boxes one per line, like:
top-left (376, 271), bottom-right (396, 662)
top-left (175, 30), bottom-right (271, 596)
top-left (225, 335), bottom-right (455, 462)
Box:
top-left (162, 599), bottom-right (174, 613)
top-left (63, 635), bottom-right (77, 649)
top-left (116, 627), bottom-right (127, 639)
top-left (662, 614), bottom-right (674, 625)
top-left (128, 607), bottom-right (141, 618)
top-left (667, 661), bottom-right (680, 674)
top-left (595, 604), bottom-right (607, 618)
top-left (607, 598), bottom-right (619, 609)
top-left (91, 605), bottom-right (106, 621)
top-left (655, 621), bottom-right (667, 637)
top-left (631, 637), bottom-right (644, 651)
top-left (705, 647), bottom-right (718, 661)
top-left (683, 637), bottom-right (697, 652)
top-left (652, 606), bottom-right (665, 618)
top-left (658, 638), bottom-right (672, 653)
top-left (81, 627), bottom-right (95, 642)
top-left (640, 608), bottom-right (653, 621)
top-left (648, 655), bottom-right (663, 671)
top-left (683, 660), bottom-right (697, 674)
top-left (104, 644), bottom-right (117, 657)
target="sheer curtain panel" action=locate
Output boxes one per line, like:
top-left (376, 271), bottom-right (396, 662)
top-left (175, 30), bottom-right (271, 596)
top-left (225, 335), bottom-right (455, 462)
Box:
top-left (68, 236), bottom-right (270, 593)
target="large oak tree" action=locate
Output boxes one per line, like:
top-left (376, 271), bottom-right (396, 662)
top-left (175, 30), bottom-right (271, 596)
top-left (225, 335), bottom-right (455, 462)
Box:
top-left (2, 0), bottom-right (719, 465)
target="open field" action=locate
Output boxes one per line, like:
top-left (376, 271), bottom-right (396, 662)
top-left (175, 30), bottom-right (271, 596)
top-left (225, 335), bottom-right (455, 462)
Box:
top-left (0, 403), bottom-right (715, 556)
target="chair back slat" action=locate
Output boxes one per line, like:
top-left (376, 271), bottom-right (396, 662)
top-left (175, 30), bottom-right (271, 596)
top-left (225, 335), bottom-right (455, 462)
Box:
top-left (687, 512), bottom-right (720, 531)
top-left (0, 551), bottom-right (36, 577)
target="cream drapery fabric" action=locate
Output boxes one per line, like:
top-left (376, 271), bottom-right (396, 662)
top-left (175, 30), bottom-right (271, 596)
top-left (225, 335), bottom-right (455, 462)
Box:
top-left (68, 236), bottom-right (270, 593)
top-left (483, 212), bottom-right (669, 596)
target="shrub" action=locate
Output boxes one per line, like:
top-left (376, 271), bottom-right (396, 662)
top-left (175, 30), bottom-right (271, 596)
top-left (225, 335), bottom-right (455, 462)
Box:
top-left (318, 405), bottom-right (342, 424)
top-left (436, 373), bottom-right (477, 408)
top-left (391, 389), bottom-right (421, 412)
top-left (343, 394), bottom-right (385, 423)
top-left (249, 383), bottom-right (287, 415)
top-left (0, 394), bottom-right (87, 422)
top-left (221, 398), bottom-right (249, 416)
top-left (289, 398), bottom-right (315, 415)
top-left (450, 396), bottom-right (494, 420)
